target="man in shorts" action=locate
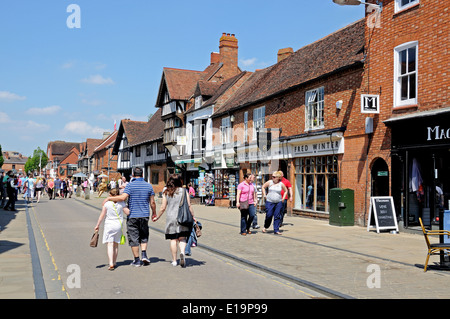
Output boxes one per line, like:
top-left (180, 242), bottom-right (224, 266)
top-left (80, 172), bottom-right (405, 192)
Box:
top-left (104, 167), bottom-right (156, 267)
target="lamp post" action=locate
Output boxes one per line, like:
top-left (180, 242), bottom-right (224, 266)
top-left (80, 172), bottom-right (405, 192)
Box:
top-left (332, 0), bottom-right (382, 12)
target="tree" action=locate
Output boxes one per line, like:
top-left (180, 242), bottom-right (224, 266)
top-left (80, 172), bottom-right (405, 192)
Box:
top-left (24, 147), bottom-right (48, 175)
top-left (0, 144), bottom-right (3, 168)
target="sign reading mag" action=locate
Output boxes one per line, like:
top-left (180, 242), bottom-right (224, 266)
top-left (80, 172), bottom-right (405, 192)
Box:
top-left (367, 196), bottom-right (399, 233)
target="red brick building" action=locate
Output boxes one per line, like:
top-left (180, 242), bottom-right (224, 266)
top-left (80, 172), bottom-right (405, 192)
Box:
top-left (211, 19), bottom-right (365, 213)
top-left (353, 0), bottom-right (450, 228)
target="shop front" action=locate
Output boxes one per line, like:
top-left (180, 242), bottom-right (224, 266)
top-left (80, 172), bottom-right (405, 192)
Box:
top-left (213, 149), bottom-right (239, 207)
top-left (386, 108), bottom-right (450, 228)
top-left (286, 131), bottom-right (344, 217)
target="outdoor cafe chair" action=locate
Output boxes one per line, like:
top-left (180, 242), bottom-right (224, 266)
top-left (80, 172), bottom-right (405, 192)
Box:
top-left (419, 217), bottom-right (450, 272)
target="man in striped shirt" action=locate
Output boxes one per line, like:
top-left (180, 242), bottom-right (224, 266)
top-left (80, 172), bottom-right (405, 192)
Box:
top-left (105, 167), bottom-right (156, 267)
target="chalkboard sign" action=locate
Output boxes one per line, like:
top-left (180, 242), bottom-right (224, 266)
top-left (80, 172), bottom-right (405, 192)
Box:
top-left (367, 196), bottom-right (399, 233)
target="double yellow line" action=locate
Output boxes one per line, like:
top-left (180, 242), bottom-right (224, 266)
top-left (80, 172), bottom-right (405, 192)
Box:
top-left (30, 205), bottom-right (70, 299)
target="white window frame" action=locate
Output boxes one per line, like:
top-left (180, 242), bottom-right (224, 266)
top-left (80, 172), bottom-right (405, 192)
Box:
top-left (305, 87), bottom-right (324, 130)
top-left (195, 96), bottom-right (202, 109)
top-left (393, 41), bottom-right (418, 108)
top-left (252, 106), bottom-right (265, 140)
top-left (221, 117), bottom-right (232, 144)
top-left (244, 111), bottom-right (248, 143)
top-left (192, 122), bottom-right (200, 151)
top-left (395, 0), bottom-right (419, 13)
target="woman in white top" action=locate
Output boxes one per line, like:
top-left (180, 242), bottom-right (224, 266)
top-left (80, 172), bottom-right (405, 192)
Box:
top-left (95, 188), bottom-right (130, 270)
top-left (261, 171), bottom-right (287, 235)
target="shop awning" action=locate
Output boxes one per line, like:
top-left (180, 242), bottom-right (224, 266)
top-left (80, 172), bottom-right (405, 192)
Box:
top-left (174, 158), bottom-right (203, 165)
top-left (384, 107), bottom-right (450, 125)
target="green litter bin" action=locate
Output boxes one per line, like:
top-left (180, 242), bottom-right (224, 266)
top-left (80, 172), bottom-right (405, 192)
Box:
top-left (329, 188), bottom-right (354, 226)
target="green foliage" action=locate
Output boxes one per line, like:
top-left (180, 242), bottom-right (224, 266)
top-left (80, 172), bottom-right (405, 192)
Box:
top-left (24, 147), bottom-right (48, 174)
top-left (0, 144), bottom-right (3, 168)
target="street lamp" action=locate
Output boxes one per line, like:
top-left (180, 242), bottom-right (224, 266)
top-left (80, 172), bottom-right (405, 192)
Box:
top-left (332, 0), bottom-right (382, 12)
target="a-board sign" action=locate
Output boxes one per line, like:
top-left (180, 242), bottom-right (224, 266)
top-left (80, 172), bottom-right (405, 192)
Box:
top-left (367, 196), bottom-right (399, 233)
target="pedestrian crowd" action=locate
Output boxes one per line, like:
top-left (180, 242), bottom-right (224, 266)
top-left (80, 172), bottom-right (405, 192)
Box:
top-left (0, 170), bottom-right (77, 211)
top-left (93, 167), bottom-right (293, 271)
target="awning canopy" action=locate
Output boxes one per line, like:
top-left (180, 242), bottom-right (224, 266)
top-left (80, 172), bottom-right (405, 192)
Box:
top-left (174, 158), bottom-right (203, 165)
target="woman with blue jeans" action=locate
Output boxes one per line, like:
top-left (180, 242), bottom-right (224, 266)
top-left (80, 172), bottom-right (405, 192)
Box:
top-left (237, 174), bottom-right (257, 236)
top-left (262, 171), bottom-right (288, 235)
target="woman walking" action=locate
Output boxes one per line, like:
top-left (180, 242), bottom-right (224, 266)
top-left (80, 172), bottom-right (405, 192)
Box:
top-left (261, 171), bottom-right (288, 235)
top-left (236, 174), bottom-right (256, 236)
top-left (94, 188), bottom-right (130, 270)
top-left (153, 174), bottom-right (195, 267)
top-left (35, 177), bottom-right (44, 203)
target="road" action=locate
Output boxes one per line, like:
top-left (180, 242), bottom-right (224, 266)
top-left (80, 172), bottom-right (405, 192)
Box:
top-left (27, 197), bottom-right (328, 299)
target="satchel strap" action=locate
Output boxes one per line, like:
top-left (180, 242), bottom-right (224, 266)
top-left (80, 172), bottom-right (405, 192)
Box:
top-left (179, 188), bottom-right (187, 207)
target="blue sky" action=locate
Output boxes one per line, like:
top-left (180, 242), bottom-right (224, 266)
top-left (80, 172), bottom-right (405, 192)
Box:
top-left (0, 0), bottom-right (363, 157)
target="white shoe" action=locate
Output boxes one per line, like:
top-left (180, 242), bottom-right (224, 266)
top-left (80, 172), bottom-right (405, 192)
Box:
top-left (171, 261), bottom-right (177, 267)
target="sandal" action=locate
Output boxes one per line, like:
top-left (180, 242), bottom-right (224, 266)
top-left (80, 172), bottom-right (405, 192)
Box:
top-left (262, 228), bottom-right (267, 233)
top-left (108, 265), bottom-right (115, 271)
top-left (274, 232), bottom-right (282, 235)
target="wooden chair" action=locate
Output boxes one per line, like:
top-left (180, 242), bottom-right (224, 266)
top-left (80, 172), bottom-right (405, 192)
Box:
top-left (419, 217), bottom-right (450, 272)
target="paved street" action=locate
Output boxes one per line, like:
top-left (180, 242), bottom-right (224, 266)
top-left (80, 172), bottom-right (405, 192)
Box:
top-left (3, 192), bottom-right (450, 301)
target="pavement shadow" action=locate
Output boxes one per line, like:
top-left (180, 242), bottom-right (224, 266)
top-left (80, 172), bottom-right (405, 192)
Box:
top-left (0, 240), bottom-right (24, 254)
top-left (0, 200), bottom-right (27, 232)
top-left (185, 258), bottom-right (206, 267)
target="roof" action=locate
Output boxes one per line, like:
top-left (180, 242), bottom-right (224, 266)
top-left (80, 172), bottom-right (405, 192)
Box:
top-left (128, 108), bottom-right (164, 147)
top-left (94, 130), bottom-right (119, 153)
top-left (213, 18), bottom-right (365, 117)
top-left (47, 141), bottom-right (81, 156)
top-left (160, 67), bottom-right (205, 102)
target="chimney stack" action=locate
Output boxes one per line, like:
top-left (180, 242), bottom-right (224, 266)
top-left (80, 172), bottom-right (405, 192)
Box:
top-left (219, 33), bottom-right (238, 68)
top-left (277, 47), bottom-right (293, 63)
top-left (211, 52), bottom-right (220, 64)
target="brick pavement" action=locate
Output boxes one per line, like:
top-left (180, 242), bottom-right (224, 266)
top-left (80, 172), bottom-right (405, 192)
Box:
top-left (2, 192), bottom-right (450, 298)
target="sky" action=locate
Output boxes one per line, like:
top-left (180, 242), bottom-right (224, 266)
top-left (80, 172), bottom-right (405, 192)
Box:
top-left (0, 0), bottom-right (364, 158)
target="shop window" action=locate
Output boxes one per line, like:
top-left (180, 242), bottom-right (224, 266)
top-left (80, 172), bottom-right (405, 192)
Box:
top-left (214, 169), bottom-right (239, 199)
top-left (394, 41), bottom-right (418, 107)
top-left (294, 155), bottom-right (338, 213)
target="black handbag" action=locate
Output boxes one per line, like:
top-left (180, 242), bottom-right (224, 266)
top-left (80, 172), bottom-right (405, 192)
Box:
top-left (177, 189), bottom-right (194, 226)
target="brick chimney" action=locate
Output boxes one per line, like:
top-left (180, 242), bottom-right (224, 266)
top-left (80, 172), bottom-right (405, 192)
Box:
top-left (214, 33), bottom-right (239, 80)
top-left (277, 47), bottom-right (294, 62)
top-left (211, 52), bottom-right (220, 64)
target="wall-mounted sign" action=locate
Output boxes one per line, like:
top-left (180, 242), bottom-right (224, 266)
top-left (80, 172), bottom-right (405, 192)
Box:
top-left (361, 94), bottom-right (380, 114)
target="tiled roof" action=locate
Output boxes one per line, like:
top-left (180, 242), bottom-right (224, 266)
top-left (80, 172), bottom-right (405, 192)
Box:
top-left (163, 67), bottom-right (205, 101)
top-left (213, 19), bottom-right (365, 117)
top-left (122, 120), bottom-right (149, 147)
top-left (94, 130), bottom-right (118, 153)
top-left (128, 108), bottom-right (164, 147)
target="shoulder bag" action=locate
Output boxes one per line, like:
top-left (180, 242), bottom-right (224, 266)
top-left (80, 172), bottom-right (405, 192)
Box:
top-left (112, 202), bottom-right (126, 245)
top-left (239, 183), bottom-right (250, 210)
top-left (177, 189), bottom-right (194, 226)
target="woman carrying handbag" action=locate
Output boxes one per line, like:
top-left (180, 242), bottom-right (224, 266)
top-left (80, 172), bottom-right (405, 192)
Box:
top-left (94, 188), bottom-right (130, 270)
top-left (236, 174), bottom-right (256, 236)
top-left (153, 174), bottom-right (195, 268)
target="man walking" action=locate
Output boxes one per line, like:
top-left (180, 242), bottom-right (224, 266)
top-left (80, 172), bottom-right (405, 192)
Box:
top-left (104, 167), bottom-right (156, 267)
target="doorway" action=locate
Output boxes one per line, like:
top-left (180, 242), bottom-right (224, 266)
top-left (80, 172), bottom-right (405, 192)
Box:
top-left (371, 158), bottom-right (389, 197)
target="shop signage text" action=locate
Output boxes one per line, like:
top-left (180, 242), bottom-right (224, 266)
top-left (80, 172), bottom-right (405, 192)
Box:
top-left (293, 140), bottom-right (341, 156)
top-left (427, 126), bottom-right (450, 141)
